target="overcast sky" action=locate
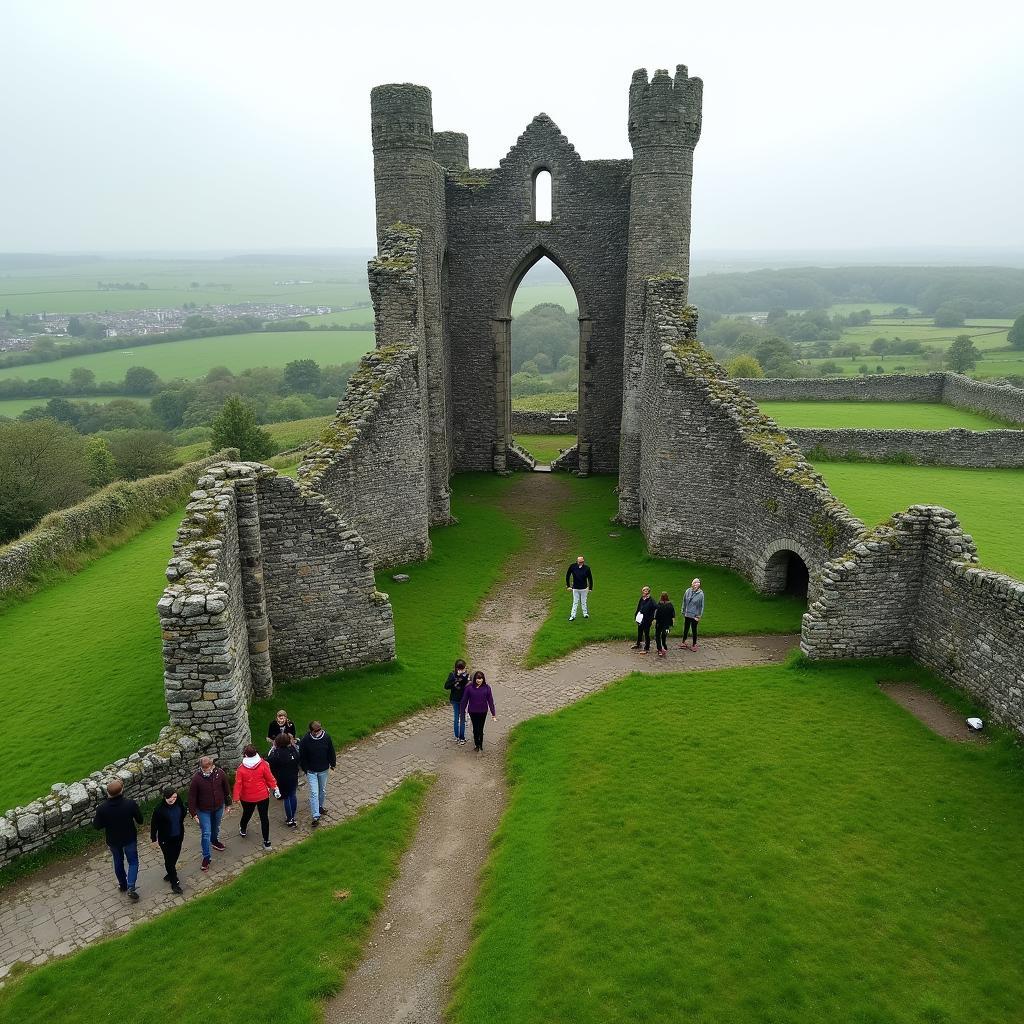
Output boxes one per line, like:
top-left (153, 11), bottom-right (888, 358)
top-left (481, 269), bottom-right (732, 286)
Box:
top-left (3, 0), bottom-right (1022, 254)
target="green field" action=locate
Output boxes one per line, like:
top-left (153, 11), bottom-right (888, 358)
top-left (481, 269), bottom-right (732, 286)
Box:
top-left (511, 390), bottom-right (578, 412)
top-left (527, 475), bottom-right (805, 665)
top-left (0, 776), bottom-right (429, 1024)
top-left (0, 257), bottom-right (371, 315)
top-left (0, 509), bottom-right (182, 809)
top-left (174, 414), bottom-right (334, 463)
top-left (451, 658), bottom-right (1024, 1024)
top-left (815, 461), bottom-right (1024, 579)
top-left (514, 434), bottom-right (576, 463)
top-left (0, 394), bottom-right (149, 418)
top-left (761, 401), bottom-right (1011, 430)
top-left (0, 329), bottom-right (374, 384)
top-left (512, 283), bottom-right (578, 315)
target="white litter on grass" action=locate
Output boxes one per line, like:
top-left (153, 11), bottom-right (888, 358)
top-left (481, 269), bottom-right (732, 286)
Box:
top-left (966, 717), bottom-right (984, 731)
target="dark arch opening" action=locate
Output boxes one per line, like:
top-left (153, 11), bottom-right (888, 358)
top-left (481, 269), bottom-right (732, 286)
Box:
top-left (764, 548), bottom-right (810, 600)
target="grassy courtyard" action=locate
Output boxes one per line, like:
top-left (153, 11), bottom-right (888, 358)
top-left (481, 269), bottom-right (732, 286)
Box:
top-left (760, 401), bottom-right (1011, 431)
top-left (513, 433), bottom-right (576, 463)
top-left (0, 776), bottom-right (429, 1024)
top-left (450, 658), bottom-right (1024, 1024)
top-left (527, 475), bottom-right (805, 666)
top-left (814, 461), bottom-right (1024, 579)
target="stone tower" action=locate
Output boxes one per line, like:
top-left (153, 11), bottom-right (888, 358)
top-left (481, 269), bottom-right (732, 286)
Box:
top-left (617, 66), bottom-right (703, 524)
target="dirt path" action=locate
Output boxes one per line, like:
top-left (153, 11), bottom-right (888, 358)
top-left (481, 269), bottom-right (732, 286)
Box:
top-left (879, 681), bottom-right (988, 743)
top-left (0, 474), bottom-right (797, 1005)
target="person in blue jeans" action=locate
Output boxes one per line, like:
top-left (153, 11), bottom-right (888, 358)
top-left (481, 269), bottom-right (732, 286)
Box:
top-left (188, 756), bottom-right (233, 871)
top-left (299, 720), bottom-right (336, 827)
top-left (92, 778), bottom-right (143, 900)
top-left (444, 659), bottom-right (469, 744)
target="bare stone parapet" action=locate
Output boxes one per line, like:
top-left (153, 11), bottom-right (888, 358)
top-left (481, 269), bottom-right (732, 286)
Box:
top-left (510, 410), bottom-right (578, 435)
top-left (0, 726), bottom-right (215, 870)
top-left (802, 505), bottom-right (1024, 737)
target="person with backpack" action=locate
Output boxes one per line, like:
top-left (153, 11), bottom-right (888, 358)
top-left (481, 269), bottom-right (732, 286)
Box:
top-left (459, 670), bottom-right (497, 753)
top-left (150, 785), bottom-right (188, 894)
top-left (268, 732), bottom-right (301, 828)
top-left (299, 720), bottom-right (336, 827)
top-left (654, 591), bottom-right (675, 658)
top-left (233, 744), bottom-right (278, 850)
top-left (632, 586), bottom-right (657, 654)
top-left (93, 778), bottom-right (144, 900)
top-left (444, 659), bottom-right (470, 744)
top-left (679, 578), bottom-right (705, 650)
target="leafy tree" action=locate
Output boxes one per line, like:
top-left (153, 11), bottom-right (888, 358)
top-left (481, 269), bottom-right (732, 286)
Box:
top-left (934, 302), bottom-right (966, 328)
top-left (86, 436), bottom-right (116, 487)
top-left (890, 306), bottom-right (911, 317)
top-left (43, 397), bottom-right (82, 427)
top-left (833, 341), bottom-right (863, 359)
top-left (1009, 313), bottom-right (1024, 350)
top-left (67, 315), bottom-right (86, 337)
top-left (209, 396), bottom-right (274, 460)
top-left (870, 338), bottom-right (890, 358)
top-left (283, 359), bottom-right (322, 393)
top-left (69, 367), bottom-right (96, 392)
top-left (151, 387), bottom-right (196, 430)
top-left (816, 361), bottom-right (842, 376)
top-left (510, 303), bottom-right (577, 372)
top-left (205, 365), bottom-right (235, 383)
top-left (945, 335), bottom-right (982, 373)
top-left (0, 419), bottom-right (91, 542)
top-left (725, 354), bottom-right (763, 378)
top-left (754, 337), bottom-right (801, 377)
top-left (123, 366), bottom-right (162, 395)
top-left (102, 429), bottom-right (176, 480)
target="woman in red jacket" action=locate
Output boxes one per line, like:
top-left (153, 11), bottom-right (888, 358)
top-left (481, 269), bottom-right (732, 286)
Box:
top-left (233, 744), bottom-right (279, 849)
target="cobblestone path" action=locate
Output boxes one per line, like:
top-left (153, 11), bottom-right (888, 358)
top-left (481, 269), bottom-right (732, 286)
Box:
top-left (0, 473), bottom-right (797, 1008)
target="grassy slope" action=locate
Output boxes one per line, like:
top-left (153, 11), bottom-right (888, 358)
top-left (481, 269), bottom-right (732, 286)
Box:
top-left (0, 329), bottom-right (374, 383)
top-left (0, 776), bottom-right (429, 1024)
top-left (174, 414), bottom-right (333, 463)
top-left (526, 476), bottom-right (804, 666)
top-left (249, 473), bottom-right (522, 747)
top-left (511, 390), bottom-right (578, 412)
top-left (451, 659), bottom-right (1024, 1024)
top-left (513, 434), bottom-right (576, 463)
top-left (761, 400), bottom-right (1011, 430)
top-left (0, 510), bottom-right (182, 809)
top-left (511, 283), bottom-right (578, 315)
top-left (814, 461), bottom-right (1024, 579)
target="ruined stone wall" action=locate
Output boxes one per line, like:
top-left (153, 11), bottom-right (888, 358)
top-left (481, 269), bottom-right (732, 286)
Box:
top-left (0, 727), bottom-right (216, 870)
top-left (802, 507), bottom-right (1024, 737)
top-left (636, 278), bottom-right (863, 595)
top-left (510, 410), bottom-right (578, 435)
top-left (257, 474), bottom-right (394, 680)
top-left (786, 427), bottom-right (1024, 467)
top-left (941, 374), bottom-right (1024, 425)
top-left (298, 344), bottom-right (430, 567)
top-left (444, 122), bottom-right (631, 475)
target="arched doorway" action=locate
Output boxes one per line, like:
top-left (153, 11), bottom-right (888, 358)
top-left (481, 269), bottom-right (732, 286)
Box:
top-left (764, 548), bottom-right (810, 599)
top-left (493, 246), bottom-right (592, 474)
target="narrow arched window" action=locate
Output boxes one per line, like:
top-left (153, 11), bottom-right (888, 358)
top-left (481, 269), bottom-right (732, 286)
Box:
top-left (533, 169), bottom-right (552, 222)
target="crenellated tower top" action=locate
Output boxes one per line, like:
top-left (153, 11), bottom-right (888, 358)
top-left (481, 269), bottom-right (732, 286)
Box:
top-left (628, 65), bottom-right (702, 151)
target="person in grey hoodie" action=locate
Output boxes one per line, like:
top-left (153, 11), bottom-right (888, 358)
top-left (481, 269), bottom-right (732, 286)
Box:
top-left (679, 578), bottom-right (705, 650)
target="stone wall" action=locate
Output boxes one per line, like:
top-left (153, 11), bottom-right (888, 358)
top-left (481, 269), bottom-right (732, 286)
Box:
top-left (299, 344), bottom-right (430, 568)
top-left (160, 461), bottom-right (394, 762)
top-left (0, 451), bottom-right (236, 599)
top-left (635, 277), bottom-right (863, 597)
top-left (0, 727), bottom-right (216, 871)
top-left (786, 427), bottom-right (1024, 467)
top-left (736, 372), bottom-right (1024, 425)
top-left (802, 506), bottom-right (1024, 737)
top-left (510, 410), bottom-right (578, 435)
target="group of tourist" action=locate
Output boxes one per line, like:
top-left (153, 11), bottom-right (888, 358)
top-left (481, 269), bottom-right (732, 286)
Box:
top-left (566, 554), bottom-right (706, 655)
top-left (444, 660), bottom-right (498, 751)
top-left (92, 713), bottom-right (336, 900)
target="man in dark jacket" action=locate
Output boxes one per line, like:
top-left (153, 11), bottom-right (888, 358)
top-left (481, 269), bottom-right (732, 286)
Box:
top-left (188, 756), bottom-right (232, 871)
top-left (633, 586), bottom-right (657, 654)
top-left (299, 721), bottom-right (336, 827)
top-left (93, 778), bottom-right (143, 900)
top-left (150, 785), bottom-right (187, 894)
top-left (565, 554), bottom-right (594, 621)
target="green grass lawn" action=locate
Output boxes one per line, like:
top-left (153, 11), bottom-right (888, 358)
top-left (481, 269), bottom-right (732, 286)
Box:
top-left (813, 461), bottom-right (1024, 579)
top-left (450, 658), bottom-right (1024, 1024)
top-left (514, 434), bottom-right (576, 463)
top-left (511, 390), bottom-right (578, 412)
top-left (0, 329), bottom-right (374, 384)
top-left (250, 473), bottom-right (523, 748)
top-left (0, 509), bottom-right (183, 810)
top-left (511, 283), bottom-right (578, 315)
top-left (526, 476), bottom-right (804, 666)
top-left (761, 401), bottom-right (1011, 430)
top-left (0, 775), bottom-right (429, 1024)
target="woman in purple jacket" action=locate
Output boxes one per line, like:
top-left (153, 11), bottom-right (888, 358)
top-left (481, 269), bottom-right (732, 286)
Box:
top-left (460, 670), bottom-right (497, 752)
